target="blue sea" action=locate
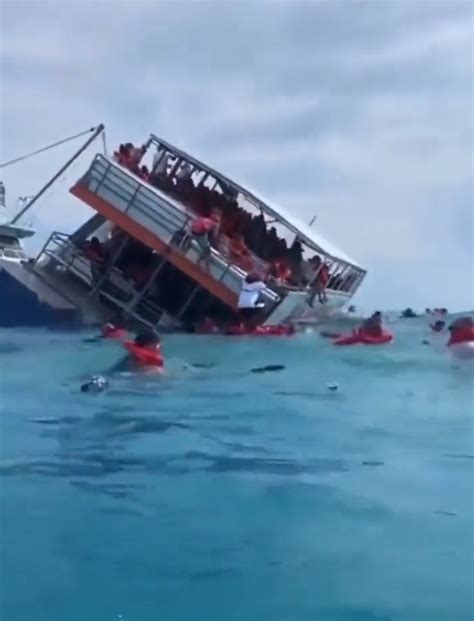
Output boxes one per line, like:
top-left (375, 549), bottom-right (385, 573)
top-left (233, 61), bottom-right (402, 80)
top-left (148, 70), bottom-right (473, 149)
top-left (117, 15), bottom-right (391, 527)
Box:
top-left (0, 319), bottom-right (472, 621)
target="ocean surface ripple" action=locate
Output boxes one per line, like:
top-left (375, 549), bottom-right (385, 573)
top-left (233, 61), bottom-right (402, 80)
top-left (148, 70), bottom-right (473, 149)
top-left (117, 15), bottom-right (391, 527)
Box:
top-left (0, 320), bottom-right (472, 621)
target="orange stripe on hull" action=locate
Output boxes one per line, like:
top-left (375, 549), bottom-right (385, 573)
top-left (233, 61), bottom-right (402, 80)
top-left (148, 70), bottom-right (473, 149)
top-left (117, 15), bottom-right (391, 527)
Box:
top-left (70, 183), bottom-right (238, 309)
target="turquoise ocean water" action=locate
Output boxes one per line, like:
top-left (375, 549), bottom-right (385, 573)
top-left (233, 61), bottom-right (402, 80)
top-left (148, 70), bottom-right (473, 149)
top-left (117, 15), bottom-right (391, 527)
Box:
top-left (0, 319), bottom-right (472, 621)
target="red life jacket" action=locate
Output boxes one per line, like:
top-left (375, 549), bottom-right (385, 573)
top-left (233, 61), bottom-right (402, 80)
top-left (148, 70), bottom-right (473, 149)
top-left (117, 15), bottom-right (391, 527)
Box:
top-left (84, 244), bottom-right (105, 264)
top-left (101, 324), bottom-right (126, 339)
top-left (191, 217), bottom-right (215, 235)
top-left (448, 325), bottom-right (474, 346)
top-left (318, 265), bottom-right (329, 286)
top-left (123, 341), bottom-right (164, 367)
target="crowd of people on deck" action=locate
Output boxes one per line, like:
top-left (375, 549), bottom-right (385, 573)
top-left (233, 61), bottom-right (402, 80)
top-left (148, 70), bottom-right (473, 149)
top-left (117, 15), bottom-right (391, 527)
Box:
top-left (111, 142), bottom-right (359, 299)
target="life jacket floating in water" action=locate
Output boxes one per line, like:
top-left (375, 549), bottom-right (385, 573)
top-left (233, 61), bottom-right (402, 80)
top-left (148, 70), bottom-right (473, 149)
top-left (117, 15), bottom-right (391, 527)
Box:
top-left (334, 329), bottom-right (393, 346)
top-left (447, 326), bottom-right (474, 347)
top-left (448, 325), bottom-right (474, 359)
top-left (123, 341), bottom-right (164, 367)
top-left (101, 324), bottom-right (126, 339)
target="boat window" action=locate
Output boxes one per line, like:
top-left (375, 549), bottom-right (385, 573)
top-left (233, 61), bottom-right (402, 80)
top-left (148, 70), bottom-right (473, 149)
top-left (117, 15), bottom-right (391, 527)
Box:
top-left (3, 249), bottom-right (20, 259)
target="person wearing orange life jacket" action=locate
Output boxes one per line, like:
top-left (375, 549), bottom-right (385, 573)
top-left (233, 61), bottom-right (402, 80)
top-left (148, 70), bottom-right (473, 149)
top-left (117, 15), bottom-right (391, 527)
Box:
top-left (190, 210), bottom-right (221, 271)
top-left (270, 258), bottom-right (292, 285)
top-left (307, 255), bottom-right (329, 306)
top-left (124, 331), bottom-right (164, 368)
top-left (128, 144), bottom-right (146, 170)
top-left (358, 311), bottom-right (384, 338)
top-left (83, 237), bottom-right (108, 283)
top-left (228, 234), bottom-right (254, 272)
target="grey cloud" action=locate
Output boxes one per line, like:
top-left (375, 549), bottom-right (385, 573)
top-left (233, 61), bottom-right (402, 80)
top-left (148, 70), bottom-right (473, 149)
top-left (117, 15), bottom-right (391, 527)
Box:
top-left (1, 0), bottom-right (472, 309)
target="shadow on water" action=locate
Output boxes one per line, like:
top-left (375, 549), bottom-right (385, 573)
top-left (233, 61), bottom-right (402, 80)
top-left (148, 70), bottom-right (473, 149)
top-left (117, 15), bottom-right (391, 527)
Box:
top-left (0, 444), bottom-right (350, 482)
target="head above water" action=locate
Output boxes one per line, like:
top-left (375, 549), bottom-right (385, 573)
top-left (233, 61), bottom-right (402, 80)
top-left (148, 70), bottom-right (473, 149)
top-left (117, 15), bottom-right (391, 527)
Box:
top-left (134, 330), bottom-right (161, 348)
top-left (372, 311), bottom-right (382, 324)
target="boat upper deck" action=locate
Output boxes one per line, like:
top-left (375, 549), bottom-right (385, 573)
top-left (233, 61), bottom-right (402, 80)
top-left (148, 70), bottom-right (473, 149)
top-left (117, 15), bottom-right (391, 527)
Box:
top-left (69, 135), bottom-right (365, 314)
top-left (148, 134), bottom-right (363, 269)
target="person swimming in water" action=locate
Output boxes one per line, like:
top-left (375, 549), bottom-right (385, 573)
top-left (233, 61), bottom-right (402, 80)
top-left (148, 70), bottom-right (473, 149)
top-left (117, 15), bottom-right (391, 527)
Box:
top-left (124, 330), bottom-right (164, 368)
top-left (359, 311), bottom-right (384, 337)
top-left (134, 330), bottom-right (161, 348)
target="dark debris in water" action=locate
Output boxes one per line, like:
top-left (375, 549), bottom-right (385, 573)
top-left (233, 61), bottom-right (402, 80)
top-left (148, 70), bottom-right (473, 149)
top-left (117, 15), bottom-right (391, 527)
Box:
top-left (444, 453), bottom-right (474, 460)
top-left (362, 460), bottom-right (384, 467)
top-left (70, 479), bottom-right (142, 500)
top-left (0, 342), bottom-right (23, 354)
top-left (30, 416), bottom-right (83, 425)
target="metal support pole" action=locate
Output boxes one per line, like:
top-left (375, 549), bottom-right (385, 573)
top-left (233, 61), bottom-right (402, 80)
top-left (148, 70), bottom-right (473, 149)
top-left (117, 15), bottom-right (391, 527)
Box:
top-left (125, 253), bottom-right (169, 313)
top-left (176, 283), bottom-right (201, 320)
top-left (334, 265), bottom-right (349, 292)
top-left (169, 157), bottom-right (182, 180)
top-left (33, 232), bottom-right (55, 266)
top-left (93, 160), bottom-right (112, 196)
top-left (124, 218), bottom-right (194, 318)
top-left (150, 148), bottom-right (167, 177)
top-left (88, 234), bottom-right (129, 297)
top-left (11, 124), bottom-right (105, 225)
top-left (123, 184), bottom-right (142, 215)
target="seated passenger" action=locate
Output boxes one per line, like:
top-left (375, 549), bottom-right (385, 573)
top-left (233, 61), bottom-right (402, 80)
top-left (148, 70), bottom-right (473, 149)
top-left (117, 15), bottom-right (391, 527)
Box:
top-left (176, 162), bottom-right (193, 182)
top-left (269, 259), bottom-right (292, 284)
top-left (128, 144), bottom-right (147, 170)
top-left (228, 234), bottom-right (254, 272)
top-left (114, 143), bottom-right (133, 167)
top-left (138, 165), bottom-right (150, 181)
top-left (359, 311), bottom-right (384, 337)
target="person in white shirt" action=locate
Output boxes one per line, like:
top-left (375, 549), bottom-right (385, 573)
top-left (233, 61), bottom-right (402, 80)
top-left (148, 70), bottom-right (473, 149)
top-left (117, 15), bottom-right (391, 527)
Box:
top-left (237, 273), bottom-right (267, 325)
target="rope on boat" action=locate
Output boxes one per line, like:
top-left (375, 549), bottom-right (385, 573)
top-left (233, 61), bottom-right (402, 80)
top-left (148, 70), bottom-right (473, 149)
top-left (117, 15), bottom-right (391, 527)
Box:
top-left (0, 126), bottom-right (98, 169)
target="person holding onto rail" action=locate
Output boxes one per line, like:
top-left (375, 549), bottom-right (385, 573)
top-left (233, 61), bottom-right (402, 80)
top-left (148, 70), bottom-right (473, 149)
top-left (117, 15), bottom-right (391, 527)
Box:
top-left (190, 210), bottom-right (221, 272)
top-left (237, 272), bottom-right (267, 328)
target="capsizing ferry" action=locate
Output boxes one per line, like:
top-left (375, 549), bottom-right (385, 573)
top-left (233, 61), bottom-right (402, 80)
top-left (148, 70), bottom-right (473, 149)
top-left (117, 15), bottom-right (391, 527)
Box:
top-left (0, 124), bottom-right (366, 330)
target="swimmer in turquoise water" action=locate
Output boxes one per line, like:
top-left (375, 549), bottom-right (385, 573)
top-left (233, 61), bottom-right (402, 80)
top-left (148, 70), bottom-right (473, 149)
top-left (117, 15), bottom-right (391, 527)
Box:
top-left (359, 311), bottom-right (384, 337)
top-left (124, 331), bottom-right (164, 368)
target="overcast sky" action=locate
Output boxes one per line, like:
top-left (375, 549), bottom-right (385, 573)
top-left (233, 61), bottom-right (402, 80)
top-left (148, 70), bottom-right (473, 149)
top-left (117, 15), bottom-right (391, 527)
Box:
top-left (1, 0), bottom-right (473, 310)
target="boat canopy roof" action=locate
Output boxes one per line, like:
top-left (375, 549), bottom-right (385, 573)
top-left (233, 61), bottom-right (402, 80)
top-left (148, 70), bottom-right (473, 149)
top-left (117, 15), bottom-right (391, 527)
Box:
top-left (150, 133), bottom-right (364, 270)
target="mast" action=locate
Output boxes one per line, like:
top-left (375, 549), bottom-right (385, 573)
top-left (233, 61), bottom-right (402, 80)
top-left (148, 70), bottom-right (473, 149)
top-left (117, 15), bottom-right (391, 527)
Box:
top-left (11, 124), bottom-right (105, 225)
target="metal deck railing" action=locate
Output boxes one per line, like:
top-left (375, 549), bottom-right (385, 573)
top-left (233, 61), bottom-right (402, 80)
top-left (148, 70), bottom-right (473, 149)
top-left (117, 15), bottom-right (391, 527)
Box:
top-left (35, 232), bottom-right (165, 330)
top-left (76, 154), bottom-right (281, 308)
